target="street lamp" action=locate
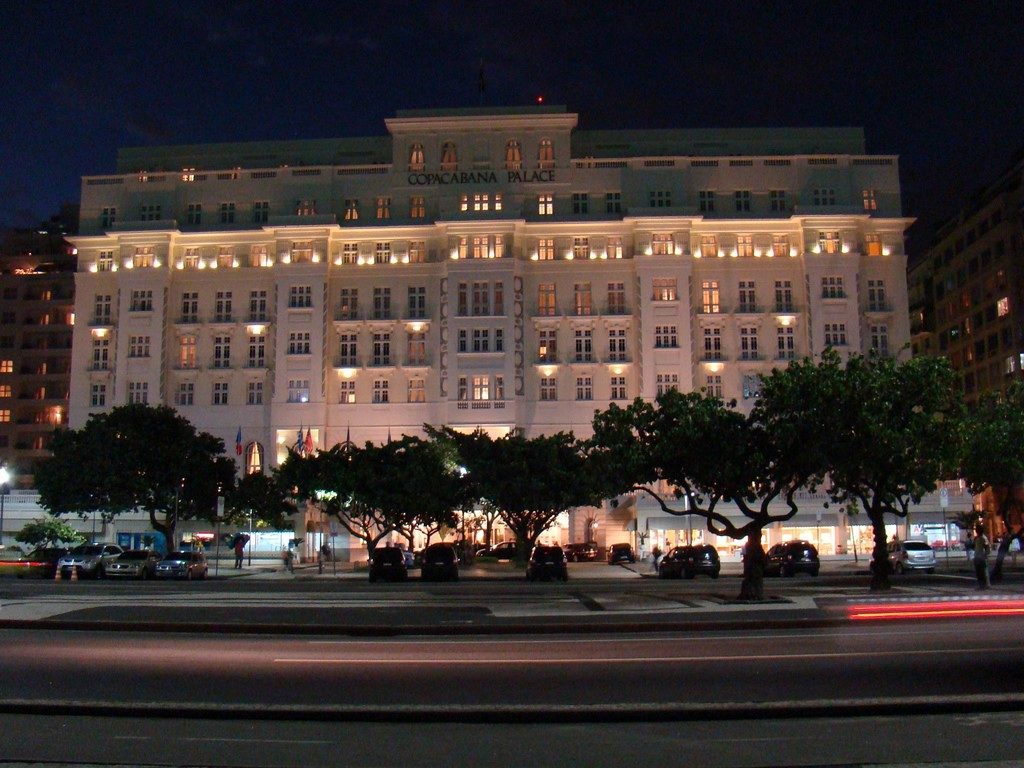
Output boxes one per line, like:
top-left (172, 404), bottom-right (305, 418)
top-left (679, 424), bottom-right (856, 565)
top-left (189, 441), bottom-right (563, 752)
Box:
top-left (0, 465), bottom-right (10, 547)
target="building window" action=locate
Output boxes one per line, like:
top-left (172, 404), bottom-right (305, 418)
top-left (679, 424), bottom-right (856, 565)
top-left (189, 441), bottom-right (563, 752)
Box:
top-left (649, 190), bottom-right (671, 208)
top-left (409, 241), bottom-right (426, 264)
top-left (182, 248), bottom-right (201, 269)
top-left (253, 201), bottom-right (269, 223)
top-left (338, 333), bottom-right (358, 366)
top-left (862, 189), bottom-right (878, 211)
top-left (609, 329), bottom-right (627, 362)
top-left (247, 381), bottom-right (263, 405)
top-left (736, 235), bottom-right (753, 258)
top-left (813, 188), bottom-right (836, 206)
top-left (997, 296), bottom-right (1010, 317)
top-left (290, 241), bottom-right (312, 263)
top-left (870, 324), bottom-right (889, 356)
top-left (819, 231), bottom-right (841, 254)
top-left (97, 251), bottom-right (114, 271)
top-left (607, 236), bottom-right (623, 259)
top-left (703, 327), bottom-right (722, 359)
top-left (573, 283), bottom-right (592, 316)
top-left (472, 376), bottom-right (490, 401)
top-left (295, 199), bottom-right (317, 216)
top-left (139, 204), bottom-right (161, 221)
top-left (655, 325), bottom-right (678, 349)
top-left (0, 360), bottom-right (12, 373)
top-left (247, 245), bottom-right (268, 268)
top-left (410, 196), bottom-right (425, 219)
top-left (213, 335), bottom-right (231, 368)
top-left (610, 376), bottom-right (626, 400)
top-left (100, 207), bottom-right (116, 228)
top-left (537, 238), bottom-right (555, 261)
top-left (822, 276), bottom-right (845, 299)
top-left (472, 329), bottom-right (490, 353)
top-left (338, 380), bottom-right (355, 404)
top-left (289, 285), bottom-right (312, 308)
top-left (220, 202), bottom-right (236, 223)
top-left (90, 383), bottom-right (106, 407)
top-left (128, 335), bottom-right (151, 358)
top-left (406, 286), bottom-right (426, 319)
top-left (187, 203), bottom-right (202, 225)
top-left (867, 280), bottom-right (887, 311)
top-left (742, 374), bottom-right (762, 400)
top-left (247, 335), bottom-right (265, 368)
top-left (540, 377), bottom-right (557, 401)
top-left (344, 199), bottom-right (359, 221)
top-left (505, 140), bottom-right (522, 170)
top-left (700, 234), bottom-right (718, 258)
top-left (651, 233), bottom-right (673, 256)
top-left (249, 290), bottom-right (268, 321)
top-left (701, 280), bottom-right (721, 313)
top-left (652, 278), bottom-right (677, 302)
top-left (441, 142), bottom-right (458, 171)
top-left (93, 294), bottom-right (112, 324)
top-left (775, 280), bottom-right (794, 311)
top-left (408, 143), bottom-right (425, 172)
top-left (130, 290), bottom-right (153, 312)
top-left (734, 190), bottom-right (751, 211)
top-left (376, 197), bottom-right (391, 220)
top-left (340, 243), bottom-right (358, 265)
top-left (338, 288), bottom-right (359, 320)
top-left (772, 235), bottom-right (790, 258)
top-left (572, 236), bottom-right (589, 261)
top-left (0, 409), bottom-right (11, 423)
top-left (575, 376), bottom-right (593, 401)
top-left (213, 382), bottom-right (229, 405)
top-left (177, 335), bottom-right (196, 369)
top-left (375, 241), bottom-right (391, 264)
top-left (538, 194), bottom-right (553, 216)
top-left (372, 379), bottom-right (390, 404)
top-left (769, 190), bottom-right (787, 212)
top-left (705, 374), bottom-right (722, 399)
top-left (607, 283), bottom-right (626, 314)
top-left (214, 291), bottom-right (233, 322)
top-left (572, 193), bottom-right (589, 214)
top-left (824, 323), bottom-right (847, 346)
top-left (287, 332), bottom-right (311, 355)
top-left (698, 190), bottom-right (715, 213)
top-left (538, 329), bottom-right (557, 362)
top-left (128, 381), bottom-right (148, 404)
top-left (372, 332), bottom-right (391, 366)
top-left (865, 234), bottom-right (882, 256)
top-left (538, 284), bottom-right (556, 316)
top-left (472, 282), bottom-right (490, 316)
top-left (538, 139), bottom-right (554, 169)
top-left (777, 326), bottom-right (795, 359)
top-left (287, 380), bottom-right (310, 403)
top-left (656, 373), bottom-right (679, 396)
top-left (0, 385), bottom-right (8, 398)
top-left (740, 327), bottom-right (759, 360)
top-left (176, 382), bottom-right (194, 406)
top-left (407, 378), bottom-right (426, 403)
top-left (605, 192), bottom-right (622, 214)
top-left (216, 247), bottom-right (233, 268)
top-left (407, 332), bottom-right (427, 365)
top-left (574, 328), bottom-right (593, 362)
top-left (245, 442), bottom-right (265, 475)
top-left (738, 281), bottom-right (757, 313)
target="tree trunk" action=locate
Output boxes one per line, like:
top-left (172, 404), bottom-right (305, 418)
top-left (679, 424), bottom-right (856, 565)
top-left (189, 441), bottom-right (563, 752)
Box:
top-left (738, 533), bottom-right (765, 601)
top-left (990, 533), bottom-right (1013, 582)
top-left (868, 509), bottom-right (892, 591)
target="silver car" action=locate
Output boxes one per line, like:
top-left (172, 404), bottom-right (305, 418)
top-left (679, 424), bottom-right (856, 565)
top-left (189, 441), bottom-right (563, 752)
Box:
top-left (889, 540), bottom-right (937, 574)
top-left (57, 543), bottom-right (124, 579)
top-left (155, 551), bottom-right (208, 580)
top-left (106, 549), bottom-right (162, 580)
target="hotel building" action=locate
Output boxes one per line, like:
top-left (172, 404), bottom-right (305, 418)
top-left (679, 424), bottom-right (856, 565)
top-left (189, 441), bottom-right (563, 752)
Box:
top-left (70, 106), bottom-right (958, 556)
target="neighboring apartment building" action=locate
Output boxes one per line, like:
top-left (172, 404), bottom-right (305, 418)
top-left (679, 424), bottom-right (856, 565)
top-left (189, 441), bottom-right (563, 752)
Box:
top-left (0, 212), bottom-right (77, 487)
top-left (68, 106), bottom-right (947, 557)
top-left (909, 152), bottom-right (1024, 406)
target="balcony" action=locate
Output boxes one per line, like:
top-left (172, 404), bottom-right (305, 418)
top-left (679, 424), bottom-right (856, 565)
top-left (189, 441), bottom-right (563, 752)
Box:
top-left (738, 352), bottom-right (763, 362)
top-left (89, 316), bottom-right (114, 327)
top-left (867, 302), bottom-right (893, 313)
top-left (176, 315), bottom-right (200, 325)
top-left (773, 304), bottom-right (796, 313)
top-left (605, 305), bottom-right (630, 316)
top-left (211, 314), bottom-right (235, 324)
top-left (247, 313), bottom-right (270, 323)
top-left (735, 304), bottom-right (762, 315)
top-left (455, 400), bottom-right (508, 411)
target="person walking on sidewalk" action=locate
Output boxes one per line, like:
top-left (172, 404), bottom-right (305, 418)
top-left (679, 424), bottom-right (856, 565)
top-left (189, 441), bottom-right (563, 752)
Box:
top-left (973, 525), bottom-right (990, 589)
top-left (233, 537), bottom-right (245, 569)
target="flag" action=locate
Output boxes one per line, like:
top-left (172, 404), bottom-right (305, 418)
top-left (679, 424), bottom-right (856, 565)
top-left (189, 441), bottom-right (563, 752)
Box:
top-left (235, 427), bottom-right (243, 456)
top-left (294, 426), bottom-right (304, 455)
top-left (304, 428), bottom-right (314, 455)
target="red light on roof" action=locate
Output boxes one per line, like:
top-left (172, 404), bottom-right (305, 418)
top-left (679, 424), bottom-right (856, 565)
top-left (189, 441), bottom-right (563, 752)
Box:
top-left (536, 96), bottom-right (544, 104)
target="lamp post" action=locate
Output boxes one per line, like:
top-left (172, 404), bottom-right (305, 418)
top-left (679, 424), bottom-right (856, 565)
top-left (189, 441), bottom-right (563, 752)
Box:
top-left (0, 465), bottom-right (10, 547)
top-left (247, 509), bottom-right (253, 566)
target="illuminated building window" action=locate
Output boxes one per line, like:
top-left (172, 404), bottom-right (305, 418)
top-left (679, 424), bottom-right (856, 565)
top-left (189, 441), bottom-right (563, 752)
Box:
top-left (341, 243), bottom-right (358, 265)
top-left (97, 251), bottom-right (114, 271)
top-left (818, 231), bottom-right (841, 254)
top-left (339, 380), bottom-right (355, 404)
top-left (441, 142), bottom-right (458, 171)
top-left (538, 139), bottom-right (554, 169)
top-left (997, 297), bottom-right (1010, 317)
top-left (652, 233), bottom-right (673, 256)
top-left (737, 235), bottom-right (753, 258)
top-left (249, 245), bottom-right (270, 267)
top-left (652, 278), bottom-right (677, 302)
top-left (505, 140), bottom-right (522, 171)
top-left (184, 248), bottom-right (200, 269)
top-left (862, 189), bottom-right (878, 211)
top-left (245, 442), bottom-right (264, 474)
top-left (537, 238), bottom-right (555, 261)
top-left (133, 246), bottom-right (154, 268)
top-left (410, 196), bottom-right (425, 219)
top-left (295, 199), bottom-right (316, 216)
top-left (538, 194), bottom-right (553, 216)
top-left (287, 380), bottom-right (310, 403)
top-left (701, 280), bottom-right (720, 313)
top-left (537, 284), bottom-right (556, 316)
top-left (0, 409), bottom-right (9, 423)
top-left (375, 242), bottom-right (391, 264)
top-left (408, 143), bottom-right (425, 172)
top-left (573, 236), bottom-right (589, 260)
top-left (607, 236), bottom-right (623, 259)
top-left (344, 199), bottom-right (359, 221)
top-left (376, 197), bottom-right (391, 220)
top-left (409, 241), bottom-right (426, 263)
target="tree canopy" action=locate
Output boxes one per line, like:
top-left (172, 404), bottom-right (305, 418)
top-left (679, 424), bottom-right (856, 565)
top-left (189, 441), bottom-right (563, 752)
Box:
top-left (35, 404), bottom-right (237, 549)
top-left (15, 516), bottom-right (84, 549)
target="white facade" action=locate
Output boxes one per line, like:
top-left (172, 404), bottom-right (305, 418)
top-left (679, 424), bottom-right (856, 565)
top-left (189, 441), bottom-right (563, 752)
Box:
top-left (68, 107), bottom-right (916, 552)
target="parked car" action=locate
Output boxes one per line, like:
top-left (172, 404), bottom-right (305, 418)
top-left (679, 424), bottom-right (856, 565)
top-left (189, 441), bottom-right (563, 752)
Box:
top-left (155, 550), bottom-right (208, 580)
top-left (658, 545), bottom-right (721, 579)
top-left (764, 540), bottom-right (820, 577)
top-left (526, 545), bottom-right (568, 581)
top-left (0, 547), bottom-right (69, 579)
top-left (106, 549), bottom-right (162, 580)
top-left (368, 546), bottom-right (408, 582)
top-left (607, 542), bottom-right (636, 564)
top-left (57, 543), bottom-right (124, 579)
top-left (888, 539), bottom-right (937, 574)
top-left (564, 542), bottom-right (599, 562)
top-left (477, 541), bottom-right (518, 560)
top-left (420, 542), bottom-right (459, 582)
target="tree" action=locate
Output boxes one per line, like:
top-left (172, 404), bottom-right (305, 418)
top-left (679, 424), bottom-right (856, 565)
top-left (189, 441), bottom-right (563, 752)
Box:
top-left (429, 427), bottom-right (605, 560)
top-left (824, 354), bottom-right (963, 591)
top-left (35, 404), bottom-right (237, 549)
top-left (961, 381), bottom-right (1024, 581)
top-left (225, 471), bottom-right (296, 531)
top-left (590, 370), bottom-right (832, 601)
top-left (15, 517), bottom-right (84, 549)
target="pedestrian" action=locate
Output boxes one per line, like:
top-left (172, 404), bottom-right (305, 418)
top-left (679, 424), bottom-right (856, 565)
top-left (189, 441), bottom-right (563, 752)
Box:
top-left (972, 525), bottom-right (989, 589)
top-left (233, 536), bottom-right (245, 569)
top-left (651, 545), bottom-right (662, 573)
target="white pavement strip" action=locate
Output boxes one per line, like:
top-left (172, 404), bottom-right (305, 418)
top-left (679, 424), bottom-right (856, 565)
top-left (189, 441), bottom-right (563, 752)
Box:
top-left (0, 591), bottom-right (820, 621)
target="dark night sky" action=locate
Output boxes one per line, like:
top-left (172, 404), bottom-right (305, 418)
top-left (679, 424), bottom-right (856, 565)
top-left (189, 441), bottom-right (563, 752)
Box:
top-left (1, 1), bottom-right (1022, 255)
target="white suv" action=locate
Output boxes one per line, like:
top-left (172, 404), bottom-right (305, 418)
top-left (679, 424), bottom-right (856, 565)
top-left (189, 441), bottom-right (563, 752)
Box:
top-left (888, 539), bottom-right (937, 574)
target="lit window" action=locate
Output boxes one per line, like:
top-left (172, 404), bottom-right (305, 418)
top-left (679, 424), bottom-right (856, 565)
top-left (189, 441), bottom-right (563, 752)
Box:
top-left (408, 378), bottom-right (425, 403)
top-left (701, 280), bottom-right (720, 313)
top-left (652, 233), bottom-right (673, 255)
top-left (652, 278), bottom-right (677, 302)
top-left (408, 143), bottom-right (425, 172)
top-left (376, 197), bottom-right (391, 220)
top-left (344, 199), bottom-right (359, 221)
top-left (339, 380), bottom-right (355, 404)
top-left (441, 142), bottom-right (458, 171)
top-left (538, 194), bottom-right (553, 216)
top-left (862, 189), bottom-right (878, 211)
top-left (505, 140), bottom-right (522, 171)
top-left (287, 380), bottom-right (310, 403)
top-left (538, 139), bottom-right (554, 169)
top-left (997, 297), bottom-right (1010, 317)
top-left (410, 196), bottom-right (425, 219)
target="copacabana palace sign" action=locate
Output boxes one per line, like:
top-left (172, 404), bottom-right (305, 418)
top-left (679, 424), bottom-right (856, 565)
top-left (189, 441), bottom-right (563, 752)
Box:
top-left (408, 169), bottom-right (556, 185)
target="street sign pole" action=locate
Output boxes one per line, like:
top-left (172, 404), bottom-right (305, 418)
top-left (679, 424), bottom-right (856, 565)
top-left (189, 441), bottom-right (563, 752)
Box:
top-left (939, 487), bottom-right (950, 568)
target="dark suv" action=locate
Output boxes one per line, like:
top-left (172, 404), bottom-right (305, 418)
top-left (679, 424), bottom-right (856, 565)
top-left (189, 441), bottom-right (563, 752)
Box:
top-left (368, 546), bottom-right (408, 582)
top-left (658, 545), bottom-right (721, 579)
top-left (607, 542), bottom-right (636, 564)
top-left (420, 542), bottom-right (459, 582)
top-left (526, 545), bottom-right (568, 581)
top-left (765, 540), bottom-right (820, 577)
top-left (564, 542), bottom-right (598, 562)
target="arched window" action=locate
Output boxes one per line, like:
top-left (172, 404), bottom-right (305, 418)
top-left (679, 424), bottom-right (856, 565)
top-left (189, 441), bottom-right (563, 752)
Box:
top-left (505, 140), bottom-right (522, 171)
top-left (441, 142), bottom-right (458, 171)
top-left (408, 143), bottom-right (425, 172)
top-left (538, 139), bottom-right (554, 169)
top-left (245, 441), bottom-right (264, 475)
